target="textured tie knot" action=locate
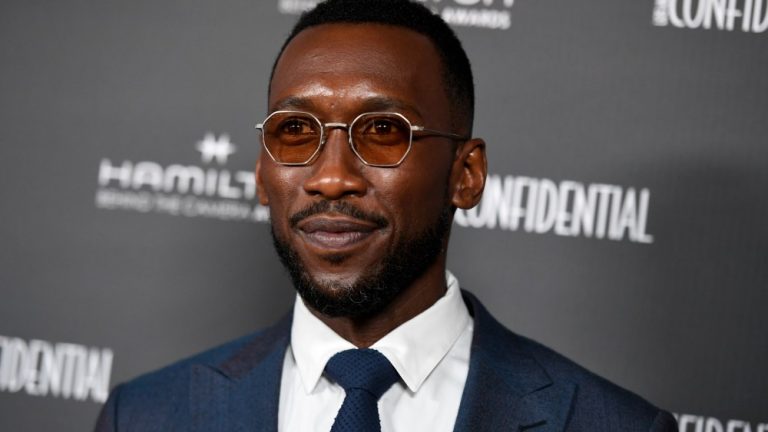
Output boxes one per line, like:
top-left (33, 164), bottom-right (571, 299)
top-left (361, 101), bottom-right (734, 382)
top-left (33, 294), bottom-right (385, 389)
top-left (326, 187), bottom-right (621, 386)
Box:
top-left (325, 348), bottom-right (399, 399)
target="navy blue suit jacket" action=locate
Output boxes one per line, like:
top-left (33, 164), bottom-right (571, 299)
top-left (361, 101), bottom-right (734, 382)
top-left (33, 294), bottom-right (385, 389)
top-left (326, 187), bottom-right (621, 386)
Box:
top-left (95, 291), bottom-right (678, 431)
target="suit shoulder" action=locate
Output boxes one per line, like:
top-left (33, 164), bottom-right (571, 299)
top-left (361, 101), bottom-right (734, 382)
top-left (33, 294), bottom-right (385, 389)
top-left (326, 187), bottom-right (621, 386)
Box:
top-left (520, 334), bottom-right (653, 402)
top-left (99, 316), bottom-right (291, 430)
top-left (108, 330), bottom-right (256, 412)
top-left (463, 291), bottom-right (676, 431)
top-left (512, 332), bottom-right (677, 430)
top-left (122, 329), bottom-right (259, 391)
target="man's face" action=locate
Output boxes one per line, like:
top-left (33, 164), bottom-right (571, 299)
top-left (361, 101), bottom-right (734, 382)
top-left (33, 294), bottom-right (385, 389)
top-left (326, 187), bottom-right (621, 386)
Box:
top-left (257, 23), bottom-right (462, 317)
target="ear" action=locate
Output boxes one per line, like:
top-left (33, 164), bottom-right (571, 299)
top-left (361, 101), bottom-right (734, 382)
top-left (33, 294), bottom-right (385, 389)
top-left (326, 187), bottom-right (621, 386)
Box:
top-left (450, 138), bottom-right (487, 209)
top-left (255, 156), bottom-right (269, 206)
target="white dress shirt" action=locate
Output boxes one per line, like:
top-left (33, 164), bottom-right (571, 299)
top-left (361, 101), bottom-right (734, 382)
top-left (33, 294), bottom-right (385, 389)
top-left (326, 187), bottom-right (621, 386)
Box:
top-left (278, 271), bottom-right (473, 432)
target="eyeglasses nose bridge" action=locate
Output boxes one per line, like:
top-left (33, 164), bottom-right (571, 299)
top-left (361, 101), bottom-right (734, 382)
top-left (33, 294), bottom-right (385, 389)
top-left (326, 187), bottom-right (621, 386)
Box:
top-left (320, 121), bottom-right (352, 146)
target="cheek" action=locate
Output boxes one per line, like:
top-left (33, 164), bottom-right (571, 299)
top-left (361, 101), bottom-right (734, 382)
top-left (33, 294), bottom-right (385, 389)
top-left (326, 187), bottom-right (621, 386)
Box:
top-left (374, 164), bottom-right (451, 230)
top-left (260, 166), bottom-right (305, 219)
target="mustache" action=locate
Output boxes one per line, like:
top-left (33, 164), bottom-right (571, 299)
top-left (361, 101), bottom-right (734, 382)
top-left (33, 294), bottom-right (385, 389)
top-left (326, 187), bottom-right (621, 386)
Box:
top-left (289, 200), bottom-right (389, 229)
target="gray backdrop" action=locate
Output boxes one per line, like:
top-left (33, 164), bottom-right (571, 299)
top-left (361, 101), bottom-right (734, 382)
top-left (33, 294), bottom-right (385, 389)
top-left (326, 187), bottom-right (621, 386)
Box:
top-left (1, 0), bottom-right (766, 430)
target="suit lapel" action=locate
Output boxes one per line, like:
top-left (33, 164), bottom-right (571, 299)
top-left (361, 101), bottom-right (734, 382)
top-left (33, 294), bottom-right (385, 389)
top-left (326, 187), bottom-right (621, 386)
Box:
top-left (190, 314), bottom-right (292, 432)
top-left (187, 292), bottom-right (577, 431)
top-left (454, 292), bottom-right (576, 431)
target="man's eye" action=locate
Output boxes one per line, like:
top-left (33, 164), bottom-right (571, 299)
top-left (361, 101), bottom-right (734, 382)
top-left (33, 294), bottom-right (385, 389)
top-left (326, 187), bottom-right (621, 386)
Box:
top-left (365, 119), bottom-right (399, 135)
top-left (281, 119), bottom-right (314, 135)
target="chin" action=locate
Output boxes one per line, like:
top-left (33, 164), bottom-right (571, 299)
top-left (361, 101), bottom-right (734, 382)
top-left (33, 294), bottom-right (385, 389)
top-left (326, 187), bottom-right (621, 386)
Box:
top-left (270, 204), bottom-right (452, 318)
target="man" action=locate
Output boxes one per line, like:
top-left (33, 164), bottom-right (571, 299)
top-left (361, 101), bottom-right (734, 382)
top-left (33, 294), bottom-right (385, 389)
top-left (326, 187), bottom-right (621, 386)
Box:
top-left (95, 0), bottom-right (678, 430)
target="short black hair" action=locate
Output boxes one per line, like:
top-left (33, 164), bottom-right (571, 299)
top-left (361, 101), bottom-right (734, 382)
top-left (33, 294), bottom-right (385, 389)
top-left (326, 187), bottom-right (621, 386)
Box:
top-left (270, 0), bottom-right (475, 134)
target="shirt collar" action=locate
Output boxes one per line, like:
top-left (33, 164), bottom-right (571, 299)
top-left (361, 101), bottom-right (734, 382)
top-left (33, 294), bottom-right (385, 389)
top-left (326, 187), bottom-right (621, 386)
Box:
top-left (290, 270), bottom-right (471, 394)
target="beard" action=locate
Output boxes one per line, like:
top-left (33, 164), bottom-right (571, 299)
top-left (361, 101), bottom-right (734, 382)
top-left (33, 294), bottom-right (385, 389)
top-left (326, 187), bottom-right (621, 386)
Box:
top-left (271, 200), bottom-right (453, 319)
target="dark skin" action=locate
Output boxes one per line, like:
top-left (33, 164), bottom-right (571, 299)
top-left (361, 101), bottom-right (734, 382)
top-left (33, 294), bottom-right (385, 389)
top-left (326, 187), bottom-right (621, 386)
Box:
top-left (256, 23), bottom-right (487, 348)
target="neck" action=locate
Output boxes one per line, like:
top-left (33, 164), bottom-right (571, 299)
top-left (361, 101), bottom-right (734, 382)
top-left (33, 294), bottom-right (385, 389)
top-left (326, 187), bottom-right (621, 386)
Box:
top-left (307, 260), bottom-right (448, 348)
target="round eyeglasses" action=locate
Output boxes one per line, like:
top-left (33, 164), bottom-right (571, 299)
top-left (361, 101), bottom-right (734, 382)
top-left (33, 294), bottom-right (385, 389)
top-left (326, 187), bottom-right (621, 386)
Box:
top-left (255, 111), bottom-right (468, 167)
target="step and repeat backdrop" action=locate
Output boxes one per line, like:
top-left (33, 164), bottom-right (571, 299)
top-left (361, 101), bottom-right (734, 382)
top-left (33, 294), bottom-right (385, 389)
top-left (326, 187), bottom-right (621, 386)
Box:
top-left (1, 0), bottom-right (766, 430)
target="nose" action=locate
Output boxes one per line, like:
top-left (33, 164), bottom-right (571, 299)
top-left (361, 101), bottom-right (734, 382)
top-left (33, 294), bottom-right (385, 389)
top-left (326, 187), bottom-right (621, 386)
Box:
top-left (302, 128), bottom-right (368, 199)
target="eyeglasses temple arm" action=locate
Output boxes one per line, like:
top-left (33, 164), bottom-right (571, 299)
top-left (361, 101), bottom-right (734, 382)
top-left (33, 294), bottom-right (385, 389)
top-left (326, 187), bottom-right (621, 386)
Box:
top-left (412, 126), bottom-right (469, 141)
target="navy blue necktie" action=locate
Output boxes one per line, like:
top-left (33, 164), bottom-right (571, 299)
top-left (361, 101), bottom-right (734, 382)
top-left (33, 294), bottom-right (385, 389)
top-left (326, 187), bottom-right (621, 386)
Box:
top-left (324, 348), bottom-right (400, 432)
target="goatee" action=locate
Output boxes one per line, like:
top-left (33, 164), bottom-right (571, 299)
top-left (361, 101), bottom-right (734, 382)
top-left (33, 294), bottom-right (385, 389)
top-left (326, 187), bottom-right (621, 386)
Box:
top-left (271, 200), bottom-right (452, 319)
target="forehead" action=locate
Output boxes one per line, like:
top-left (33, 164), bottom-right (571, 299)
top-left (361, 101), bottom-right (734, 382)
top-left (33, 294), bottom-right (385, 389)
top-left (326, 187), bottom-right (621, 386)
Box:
top-left (269, 23), bottom-right (448, 119)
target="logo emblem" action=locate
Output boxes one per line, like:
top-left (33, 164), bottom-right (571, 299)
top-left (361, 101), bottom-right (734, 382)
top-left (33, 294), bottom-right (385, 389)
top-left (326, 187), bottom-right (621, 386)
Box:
top-left (197, 133), bottom-right (236, 165)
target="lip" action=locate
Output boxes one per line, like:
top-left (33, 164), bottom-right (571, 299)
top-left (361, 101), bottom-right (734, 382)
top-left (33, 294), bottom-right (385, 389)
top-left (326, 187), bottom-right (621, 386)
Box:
top-left (296, 216), bottom-right (381, 250)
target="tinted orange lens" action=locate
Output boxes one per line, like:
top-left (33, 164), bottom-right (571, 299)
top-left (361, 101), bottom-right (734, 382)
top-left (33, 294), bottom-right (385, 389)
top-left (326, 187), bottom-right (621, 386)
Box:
top-left (262, 112), bottom-right (321, 164)
top-left (351, 114), bottom-right (411, 166)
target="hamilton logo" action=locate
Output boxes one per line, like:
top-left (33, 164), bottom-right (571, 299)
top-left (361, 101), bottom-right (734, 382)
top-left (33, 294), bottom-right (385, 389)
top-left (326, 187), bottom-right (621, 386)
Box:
top-left (94, 132), bottom-right (270, 223)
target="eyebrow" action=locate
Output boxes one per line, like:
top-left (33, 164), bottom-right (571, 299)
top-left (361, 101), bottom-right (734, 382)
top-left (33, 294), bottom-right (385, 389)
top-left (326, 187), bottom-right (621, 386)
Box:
top-left (359, 96), bottom-right (422, 117)
top-left (271, 96), bottom-right (316, 112)
top-left (270, 96), bottom-right (423, 120)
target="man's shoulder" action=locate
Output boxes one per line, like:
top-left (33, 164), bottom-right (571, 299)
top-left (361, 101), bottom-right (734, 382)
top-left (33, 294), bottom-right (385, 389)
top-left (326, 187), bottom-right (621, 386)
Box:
top-left (122, 329), bottom-right (261, 393)
top-left (125, 311), bottom-right (291, 392)
top-left (516, 331), bottom-right (646, 400)
top-left (95, 316), bottom-right (291, 431)
top-left (515, 332), bottom-right (674, 427)
top-left (463, 290), bottom-right (677, 431)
